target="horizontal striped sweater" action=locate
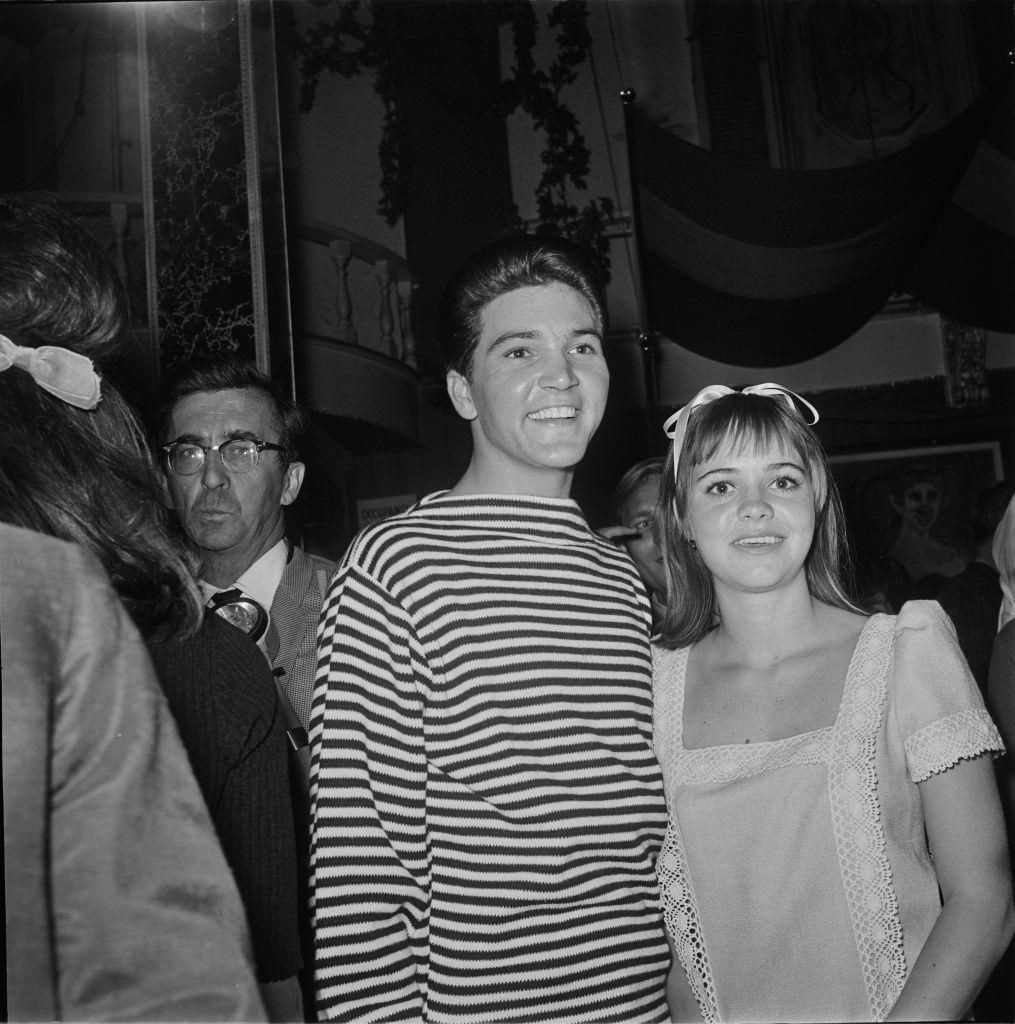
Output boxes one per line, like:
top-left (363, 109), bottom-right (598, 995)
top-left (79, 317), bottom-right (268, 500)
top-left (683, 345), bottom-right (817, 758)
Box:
top-left (308, 493), bottom-right (669, 1023)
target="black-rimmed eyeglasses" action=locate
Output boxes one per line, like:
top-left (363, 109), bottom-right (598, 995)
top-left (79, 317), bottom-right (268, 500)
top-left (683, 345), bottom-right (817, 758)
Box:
top-left (162, 438), bottom-right (285, 476)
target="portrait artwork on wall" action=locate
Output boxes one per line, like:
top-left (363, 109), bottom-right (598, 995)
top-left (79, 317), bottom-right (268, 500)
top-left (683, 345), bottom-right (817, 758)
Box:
top-left (760, 0), bottom-right (979, 169)
top-left (830, 441), bottom-right (1003, 602)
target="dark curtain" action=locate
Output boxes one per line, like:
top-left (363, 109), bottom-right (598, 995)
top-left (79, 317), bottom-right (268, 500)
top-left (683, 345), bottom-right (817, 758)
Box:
top-left (905, 73), bottom-right (1015, 332)
top-left (627, 68), bottom-right (1012, 367)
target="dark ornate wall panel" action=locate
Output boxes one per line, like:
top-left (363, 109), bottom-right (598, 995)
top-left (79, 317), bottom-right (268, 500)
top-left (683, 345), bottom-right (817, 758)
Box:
top-left (140, 0), bottom-right (255, 370)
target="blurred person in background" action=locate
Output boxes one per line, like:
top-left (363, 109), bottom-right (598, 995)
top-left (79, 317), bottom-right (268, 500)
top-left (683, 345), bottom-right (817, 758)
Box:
top-left (937, 480), bottom-right (1015, 693)
top-left (602, 456), bottom-right (667, 629)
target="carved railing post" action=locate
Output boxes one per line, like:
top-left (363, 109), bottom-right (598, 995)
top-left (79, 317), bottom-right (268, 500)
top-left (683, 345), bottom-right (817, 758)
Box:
top-left (397, 278), bottom-right (417, 369)
top-left (375, 258), bottom-right (396, 358)
top-left (297, 221), bottom-right (415, 366)
top-left (328, 239), bottom-right (356, 344)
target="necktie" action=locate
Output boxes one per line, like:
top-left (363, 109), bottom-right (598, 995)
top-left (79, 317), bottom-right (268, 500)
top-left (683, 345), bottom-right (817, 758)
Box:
top-left (207, 588), bottom-right (269, 644)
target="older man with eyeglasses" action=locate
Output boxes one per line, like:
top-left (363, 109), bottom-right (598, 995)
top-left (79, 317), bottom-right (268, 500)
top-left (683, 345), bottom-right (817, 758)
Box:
top-left (156, 359), bottom-right (337, 735)
top-left (155, 358), bottom-right (337, 1020)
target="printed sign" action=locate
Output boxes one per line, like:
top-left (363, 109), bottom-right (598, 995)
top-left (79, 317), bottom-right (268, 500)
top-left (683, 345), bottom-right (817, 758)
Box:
top-left (356, 494), bottom-right (417, 530)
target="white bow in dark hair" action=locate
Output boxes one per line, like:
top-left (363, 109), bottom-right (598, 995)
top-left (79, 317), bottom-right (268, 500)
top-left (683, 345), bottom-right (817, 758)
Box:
top-left (0, 333), bottom-right (101, 410)
top-left (662, 383), bottom-right (819, 480)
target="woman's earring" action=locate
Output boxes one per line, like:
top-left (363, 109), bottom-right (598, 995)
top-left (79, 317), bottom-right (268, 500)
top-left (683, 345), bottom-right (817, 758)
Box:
top-left (688, 538), bottom-right (697, 550)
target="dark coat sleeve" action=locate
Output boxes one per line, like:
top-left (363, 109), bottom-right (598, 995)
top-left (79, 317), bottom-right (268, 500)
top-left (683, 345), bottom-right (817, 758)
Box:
top-left (150, 613), bottom-right (302, 983)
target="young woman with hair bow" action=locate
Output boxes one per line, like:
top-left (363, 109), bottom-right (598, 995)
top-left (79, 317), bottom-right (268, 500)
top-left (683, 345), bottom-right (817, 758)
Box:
top-left (652, 384), bottom-right (1012, 1023)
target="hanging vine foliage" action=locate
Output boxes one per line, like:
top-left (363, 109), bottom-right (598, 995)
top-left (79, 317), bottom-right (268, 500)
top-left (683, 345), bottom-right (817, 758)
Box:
top-left (287, 1), bottom-right (407, 225)
top-left (287, 0), bottom-right (613, 278)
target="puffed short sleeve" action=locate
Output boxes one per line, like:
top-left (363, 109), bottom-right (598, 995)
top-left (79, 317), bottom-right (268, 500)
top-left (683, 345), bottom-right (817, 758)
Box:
top-left (892, 600), bottom-right (1004, 783)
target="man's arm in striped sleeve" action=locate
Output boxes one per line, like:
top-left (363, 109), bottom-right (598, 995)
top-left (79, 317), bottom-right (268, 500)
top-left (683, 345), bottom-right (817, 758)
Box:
top-left (309, 562), bottom-right (430, 1022)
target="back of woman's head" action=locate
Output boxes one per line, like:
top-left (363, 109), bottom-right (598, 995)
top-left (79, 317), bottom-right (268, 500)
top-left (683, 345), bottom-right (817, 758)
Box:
top-left (0, 369), bottom-right (202, 642)
top-left (0, 193), bottom-right (201, 641)
top-left (656, 391), bottom-right (857, 648)
top-left (0, 193), bottom-right (129, 361)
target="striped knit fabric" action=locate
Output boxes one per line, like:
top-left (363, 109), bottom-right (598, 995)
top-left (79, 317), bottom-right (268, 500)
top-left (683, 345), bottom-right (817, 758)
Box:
top-left (308, 493), bottom-right (670, 1023)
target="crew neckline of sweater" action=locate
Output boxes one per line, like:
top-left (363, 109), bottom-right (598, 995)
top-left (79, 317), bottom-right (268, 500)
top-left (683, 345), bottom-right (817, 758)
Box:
top-left (411, 490), bottom-right (598, 542)
top-left (421, 489), bottom-right (580, 508)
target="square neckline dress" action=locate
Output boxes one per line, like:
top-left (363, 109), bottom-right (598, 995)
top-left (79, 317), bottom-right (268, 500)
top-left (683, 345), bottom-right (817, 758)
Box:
top-left (651, 601), bottom-right (1003, 1023)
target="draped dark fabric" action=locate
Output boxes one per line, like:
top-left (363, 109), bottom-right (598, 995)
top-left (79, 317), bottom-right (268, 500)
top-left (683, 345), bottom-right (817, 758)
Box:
top-left (627, 70), bottom-right (1012, 367)
top-left (905, 74), bottom-right (1015, 333)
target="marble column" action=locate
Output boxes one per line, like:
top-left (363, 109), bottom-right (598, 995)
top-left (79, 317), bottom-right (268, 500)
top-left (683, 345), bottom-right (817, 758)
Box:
top-left (138, 0), bottom-right (292, 389)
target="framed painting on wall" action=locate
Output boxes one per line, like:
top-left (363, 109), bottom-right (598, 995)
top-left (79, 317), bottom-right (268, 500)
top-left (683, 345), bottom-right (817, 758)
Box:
top-left (830, 441), bottom-right (1004, 593)
top-left (759, 0), bottom-right (980, 170)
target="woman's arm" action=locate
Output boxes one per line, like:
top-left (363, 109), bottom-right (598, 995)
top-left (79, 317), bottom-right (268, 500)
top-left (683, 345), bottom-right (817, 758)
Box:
top-left (887, 753), bottom-right (1014, 1021)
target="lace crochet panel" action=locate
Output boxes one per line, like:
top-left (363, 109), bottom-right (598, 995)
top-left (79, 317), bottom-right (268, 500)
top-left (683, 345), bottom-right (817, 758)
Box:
top-left (827, 614), bottom-right (905, 1022)
top-left (651, 646), bottom-right (687, 811)
top-left (905, 707), bottom-right (1005, 783)
top-left (657, 824), bottom-right (719, 1023)
top-left (677, 727), bottom-right (832, 784)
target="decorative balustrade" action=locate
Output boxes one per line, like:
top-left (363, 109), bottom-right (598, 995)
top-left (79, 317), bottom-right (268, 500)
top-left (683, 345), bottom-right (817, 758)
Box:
top-left (292, 219), bottom-right (418, 370)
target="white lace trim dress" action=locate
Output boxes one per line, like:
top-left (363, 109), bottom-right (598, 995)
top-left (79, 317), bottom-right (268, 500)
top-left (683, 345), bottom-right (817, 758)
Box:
top-left (652, 601), bottom-right (1004, 1023)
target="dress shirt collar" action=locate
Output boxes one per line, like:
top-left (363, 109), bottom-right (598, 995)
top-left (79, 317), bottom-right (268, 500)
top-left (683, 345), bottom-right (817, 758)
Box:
top-left (199, 537), bottom-right (288, 609)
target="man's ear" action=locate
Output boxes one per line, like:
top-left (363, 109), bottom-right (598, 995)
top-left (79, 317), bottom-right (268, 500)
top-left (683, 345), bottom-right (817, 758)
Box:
top-left (447, 370), bottom-right (478, 422)
top-left (281, 461), bottom-right (306, 507)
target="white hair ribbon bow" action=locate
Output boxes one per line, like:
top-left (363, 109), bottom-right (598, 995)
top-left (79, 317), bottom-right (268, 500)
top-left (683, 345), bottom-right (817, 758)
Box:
top-left (0, 332), bottom-right (101, 410)
top-left (662, 383), bottom-right (819, 479)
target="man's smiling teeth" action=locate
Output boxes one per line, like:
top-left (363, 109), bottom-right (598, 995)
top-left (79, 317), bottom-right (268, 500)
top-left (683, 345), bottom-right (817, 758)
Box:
top-left (734, 536), bottom-right (781, 546)
top-left (528, 406), bottom-right (577, 420)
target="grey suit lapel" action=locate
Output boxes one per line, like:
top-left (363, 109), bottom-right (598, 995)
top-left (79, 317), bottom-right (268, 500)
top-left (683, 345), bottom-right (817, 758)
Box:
top-left (268, 548), bottom-right (334, 729)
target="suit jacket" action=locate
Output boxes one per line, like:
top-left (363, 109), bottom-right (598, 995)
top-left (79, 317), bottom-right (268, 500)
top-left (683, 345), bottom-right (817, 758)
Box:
top-left (264, 545), bottom-right (335, 1012)
top-left (266, 545), bottom-right (337, 730)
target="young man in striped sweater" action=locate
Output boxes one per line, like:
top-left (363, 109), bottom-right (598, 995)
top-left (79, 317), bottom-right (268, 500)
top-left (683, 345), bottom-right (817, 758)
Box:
top-left (309, 235), bottom-right (670, 1023)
